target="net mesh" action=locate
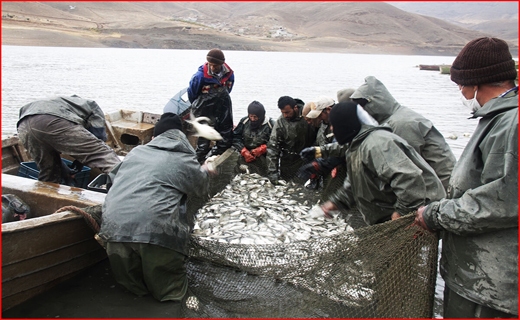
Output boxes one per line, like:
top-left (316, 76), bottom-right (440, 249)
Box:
top-left (179, 152), bottom-right (439, 318)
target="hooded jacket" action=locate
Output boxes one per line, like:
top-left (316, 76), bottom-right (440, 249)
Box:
top-left (99, 129), bottom-right (209, 255)
top-left (18, 95), bottom-right (109, 141)
top-left (330, 125), bottom-right (446, 225)
top-left (351, 76), bottom-right (456, 190)
top-left (232, 116), bottom-right (275, 151)
top-left (422, 89), bottom-right (518, 315)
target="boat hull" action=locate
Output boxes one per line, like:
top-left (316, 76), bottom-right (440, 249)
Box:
top-left (2, 174), bottom-right (106, 311)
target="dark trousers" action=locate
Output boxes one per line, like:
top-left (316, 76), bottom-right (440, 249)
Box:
top-left (106, 242), bottom-right (188, 302)
top-left (443, 285), bottom-right (517, 318)
top-left (17, 114), bottom-right (120, 183)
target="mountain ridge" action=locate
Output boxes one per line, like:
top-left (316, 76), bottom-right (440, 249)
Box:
top-left (2, 2), bottom-right (518, 56)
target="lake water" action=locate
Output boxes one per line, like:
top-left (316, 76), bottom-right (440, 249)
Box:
top-left (2, 45), bottom-right (476, 318)
top-left (1, 45), bottom-right (476, 160)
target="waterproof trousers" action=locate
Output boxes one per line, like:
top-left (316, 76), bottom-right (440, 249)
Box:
top-left (17, 114), bottom-right (120, 183)
top-left (106, 242), bottom-right (188, 302)
top-left (443, 285), bottom-right (518, 318)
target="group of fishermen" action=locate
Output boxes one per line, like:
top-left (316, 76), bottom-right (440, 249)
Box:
top-left (15, 38), bottom-right (518, 318)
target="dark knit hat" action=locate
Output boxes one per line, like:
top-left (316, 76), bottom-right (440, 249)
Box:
top-left (247, 101), bottom-right (266, 118)
top-left (153, 112), bottom-right (182, 137)
top-left (329, 102), bottom-right (362, 145)
top-left (450, 37), bottom-right (517, 85)
top-left (206, 48), bottom-right (225, 65)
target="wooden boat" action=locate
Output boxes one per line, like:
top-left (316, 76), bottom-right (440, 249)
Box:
top-left (1, 108), bottom-right (236, 311)
top-left (2, 174), bottom-right (107, 311)
top-left (419, 64), bottom-right (440, 71)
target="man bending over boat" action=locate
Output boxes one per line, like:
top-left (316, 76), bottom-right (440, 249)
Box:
top-left (99, 113), bottom-right (215, 302)
top-left (17, 95), bottom-right (121, 184)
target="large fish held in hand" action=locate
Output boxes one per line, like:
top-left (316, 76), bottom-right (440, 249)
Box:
top-left (186, 112), bottom-right (223, 141)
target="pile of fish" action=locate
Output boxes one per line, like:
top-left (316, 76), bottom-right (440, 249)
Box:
top-left (192, 173), bottom-right (354, 244)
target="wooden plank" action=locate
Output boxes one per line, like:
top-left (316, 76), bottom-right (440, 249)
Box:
top-left (2, 239), bottom-right (105, 280)
top-left (2, 269), bottom-right (83, 311)
top-left (3, 216), bottom-right (98, 265)
top-left (2, 249), bottom-right (107, 297)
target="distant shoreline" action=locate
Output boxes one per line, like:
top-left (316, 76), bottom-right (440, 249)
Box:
top-left (2, 25), bottom-right (482, 57)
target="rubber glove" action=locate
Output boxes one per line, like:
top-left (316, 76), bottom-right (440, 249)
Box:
top-left (240, 147), bottom-right (256, 163)
top-left (250, 144), bottom-right (267, 157)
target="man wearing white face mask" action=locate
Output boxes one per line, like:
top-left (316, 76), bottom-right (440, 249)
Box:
top-left (415, 37), bottom-right (518, 318)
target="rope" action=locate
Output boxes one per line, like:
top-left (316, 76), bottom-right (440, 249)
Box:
top-left (55, 205), bottom-right (100, 233)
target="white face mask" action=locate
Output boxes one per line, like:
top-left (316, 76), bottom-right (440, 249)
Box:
top-left (460, 88), bottom-right (481, 113)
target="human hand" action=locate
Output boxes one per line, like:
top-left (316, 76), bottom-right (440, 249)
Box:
top-left (267, 173), bottom-right (279, 185)
top-left (201, 159), bottom-right (218, 177)
top-left (299, 147), bottom-right (316, 161)
top-left (321, 201), bottom-right (338, 219)
top-left (414, 206), bottom-right (433, 232)
top-left (250, 144), bottom-right (267, 157)
top-left (391, 211), bottom-right (401, 220)
top-left (240, 147), bottom-right (256, 163)
top-left (297, 161), bottom-right (322, 180)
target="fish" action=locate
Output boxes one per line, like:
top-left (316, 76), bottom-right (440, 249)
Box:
top-left (186, 112), bottom-right (223, 141)
top-left (192, 173), bottom-right (355, 245)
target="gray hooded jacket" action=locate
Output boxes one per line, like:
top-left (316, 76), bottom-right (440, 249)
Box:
top-left (351, 76), bottom-right (456, 190)
top-left (99, 129), bottom-right (209, 255)
top-left (330, 125), bottom-right (446, 225)
top-left (422, 89), bottom-right (518, 315)
top-left (18, 95), bottom-right (109, 141)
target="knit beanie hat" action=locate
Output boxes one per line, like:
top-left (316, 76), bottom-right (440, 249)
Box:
top-left (337, 88), bottom-right (355, 103)
top-left (450, 37), bottom-right (517, 85)
top-left (206, 48), bottom-right (225, 65)
top-left (153, 112), bottom-right (183, 137)
top-left (329, 102), bottom-right (362, 145)
top-left (248, 101), bottom-right (266, 119)
top-left (248, 101), bottom-right (265, 130)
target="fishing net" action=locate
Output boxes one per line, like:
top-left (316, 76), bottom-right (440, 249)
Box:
top-left (180, 152), bottom-right (439, 318)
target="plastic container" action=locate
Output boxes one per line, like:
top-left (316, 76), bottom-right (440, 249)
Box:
top-left (18, 159), bottom-right (91, 188)
top-left (87, 173), bottom-right (109, 193)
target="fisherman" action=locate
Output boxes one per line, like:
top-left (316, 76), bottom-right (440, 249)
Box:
top-left (336, 88), bottom-right (356, 103)
top-left (266, 96), bottom-right (315, 184)
top-left (298, 96), bottom-right (345, 193)
top-left (414, 37), bottom-right (518, 318)
top-left (98, 112), bottom-right (216, 303)
top-left (320, 102), bottom-right (446, 225)
top-left (349, 76), bottom-right (456, 191)
top-left (16, 95), bottom-right (121, 184)
top-left (302, 101), bottom-right (322, 130)
top-left (232, 101), bottom-right (275, 176)
top-left (188, 48), bottom-right (235, 163)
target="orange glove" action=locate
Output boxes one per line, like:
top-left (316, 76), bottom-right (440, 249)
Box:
top-left (240, 147), bottom-right (256, 163)
top-left (251, 144), bottom-right (267, 157)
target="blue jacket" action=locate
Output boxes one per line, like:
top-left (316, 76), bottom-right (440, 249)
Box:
top-left (187, 62), bottom-right (234, 103)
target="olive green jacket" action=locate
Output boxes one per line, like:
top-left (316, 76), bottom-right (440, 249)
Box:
top-left (422, 89), bottom-right (518, 315)
top-left (330, 125), bottom-right (446, 225)
top-left (351, 76), bottom-right (456, 190)
top-left (266, 115), bottom-right (315, 178)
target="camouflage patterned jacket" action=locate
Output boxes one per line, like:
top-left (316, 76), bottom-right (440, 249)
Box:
top-left (232, 116), bottom-right (275, 151)
top-left (266, 115), bottom-right (315, 178)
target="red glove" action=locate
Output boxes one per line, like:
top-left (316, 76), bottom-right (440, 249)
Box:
top-left (240, 147), bottom-right (256, 163)
top-left (251, 144), bottom-right (267, 157)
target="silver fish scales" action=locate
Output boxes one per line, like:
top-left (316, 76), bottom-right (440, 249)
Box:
top-left (192, 173), bottom-right (354, 244)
